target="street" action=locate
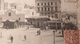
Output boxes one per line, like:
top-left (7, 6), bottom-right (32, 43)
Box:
top-left (0, 27), bottom-right (64, 44)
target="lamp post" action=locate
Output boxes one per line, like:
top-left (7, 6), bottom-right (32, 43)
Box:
top-left (53, 31), bottom-right (55, 44)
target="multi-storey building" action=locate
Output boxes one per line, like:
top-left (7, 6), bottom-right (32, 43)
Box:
top-left (35, 0), bottom-right (61, 20)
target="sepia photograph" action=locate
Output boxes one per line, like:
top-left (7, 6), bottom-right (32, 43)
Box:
top-left (0, 0), bottom-right (80, 44)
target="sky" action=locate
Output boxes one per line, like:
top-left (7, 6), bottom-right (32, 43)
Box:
top-left (61, 0), bottom-right (78, 13)
top-left (4, 0), bottom-right (79, 13)
top-left (4, 0), bottom-right (35, 6)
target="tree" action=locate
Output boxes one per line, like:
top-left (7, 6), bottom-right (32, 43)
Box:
top-left (64, 22), bottom-right (78, 30)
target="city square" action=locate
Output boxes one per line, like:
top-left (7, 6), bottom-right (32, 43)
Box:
top-left (0, 0), bottom-right (79, 44)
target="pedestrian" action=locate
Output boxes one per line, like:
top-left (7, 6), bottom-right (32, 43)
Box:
top-left (26, 27), bottom-right (29, 30)
top-left (0, 32), bottom-right (2, 38)
top-left (24, 35), bottom-right (26, 41)
top-left (10, 36), bottom-right (13, 43)
top-left (27, 27), bottom-right (29, 29)
top-left (37, 30), bottom-right (41, 35)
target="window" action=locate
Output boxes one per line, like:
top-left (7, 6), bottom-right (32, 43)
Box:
top-left (8, 13), bottom-right (11, 16)
top-left (51, 15), bottom-right (54, 18)
top-left (48, 15), bottom-right (50, 17)
top-left (51, 2), bottom-right (53, 5)
top-left (45, 8), bottom-right (46, 11)
top-left (51, 7), bottom-right (53, 11)
top-left (48, 8), bottom-right (50, 11)
top-left (48, 3), bottom-right (49, 6)
top-left (32, 12), bottom-right (34, 15)
top-left (41, 3), bottom-right (43, 6)
top-left (45, 3), bottom-right (46, 6)
top-left (37, 3), bottom-right (39, 6)
top-left (38, 7), bottom-right (40, 11)
top-left (41, 7), bottom-right (43, 11)
top-left (55, 14), bottom-right (58, 18)
top-left (68, 16), bottom-right (70, 20)
top-left (55, 7), bottom-right (58, 11)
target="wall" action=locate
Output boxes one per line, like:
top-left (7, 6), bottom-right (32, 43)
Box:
top-left (0, 9), bottom-right (25, 22)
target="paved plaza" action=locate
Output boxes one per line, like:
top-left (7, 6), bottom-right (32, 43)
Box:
top-left (0, 27), bottom-right (64, 44)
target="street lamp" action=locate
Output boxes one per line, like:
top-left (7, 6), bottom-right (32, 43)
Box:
top-left (53, 31), bottom-right (55, 44)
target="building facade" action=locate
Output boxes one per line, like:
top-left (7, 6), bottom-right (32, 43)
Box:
top-left (0, 9), bottom-right (25, 28)
top-left (35, 0), bottom-right (61, 20)
top-left (26, 16), bottom-right (50, 28)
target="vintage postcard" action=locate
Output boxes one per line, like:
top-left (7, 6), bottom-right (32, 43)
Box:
top-left (0, 0), bottom-right (80, 44)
